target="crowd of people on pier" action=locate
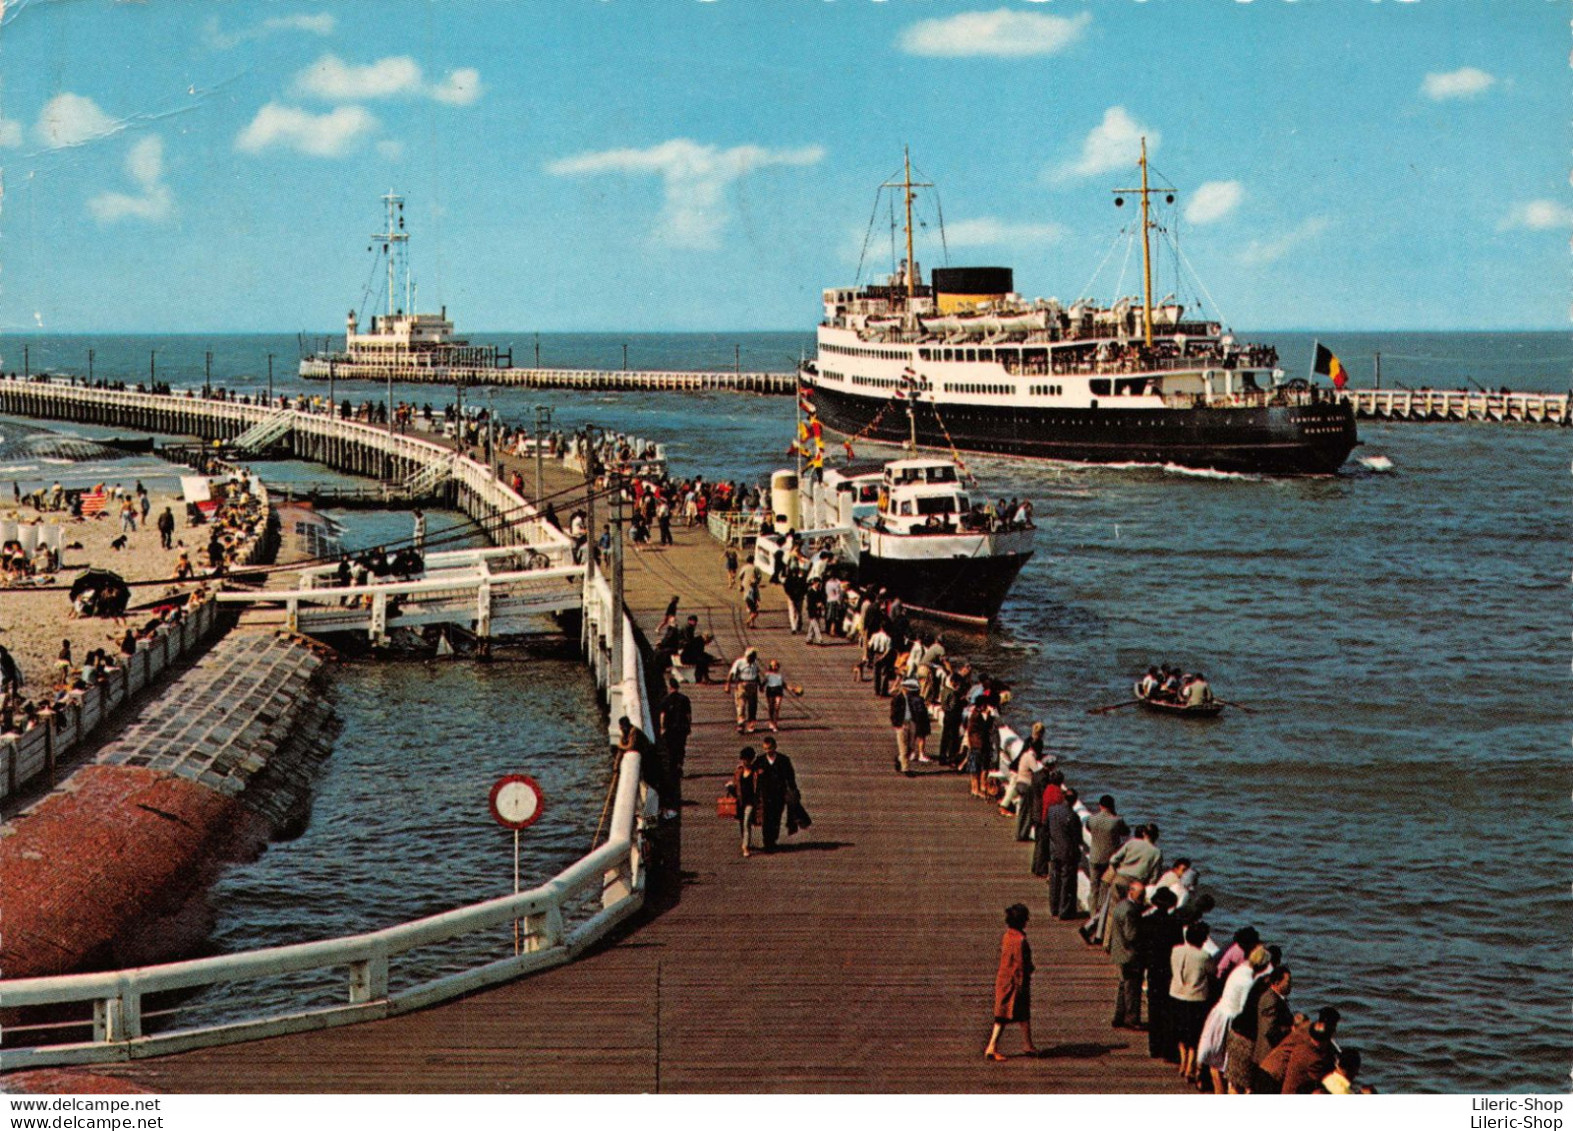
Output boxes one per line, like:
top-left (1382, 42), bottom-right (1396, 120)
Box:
top-left (586, 438), bottom-right (1373, 1092)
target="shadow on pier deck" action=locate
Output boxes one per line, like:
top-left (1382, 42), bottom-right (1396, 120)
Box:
top-left (76, 482), bottom-right (1180, 1092)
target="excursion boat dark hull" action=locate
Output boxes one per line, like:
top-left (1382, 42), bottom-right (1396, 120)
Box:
top-left (811, 383), bottom-right (1357, 476)
top-left (856, 545), bottom-right (1032, 626)
top-left (1136, 695), bottom-right (1224, 719)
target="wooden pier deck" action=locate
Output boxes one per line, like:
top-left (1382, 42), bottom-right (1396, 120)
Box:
top-left (77, 461), bottom-right (1182, 1093)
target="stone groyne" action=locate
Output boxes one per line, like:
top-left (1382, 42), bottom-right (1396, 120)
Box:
top-left (0, 633), bottom-right (337, 982)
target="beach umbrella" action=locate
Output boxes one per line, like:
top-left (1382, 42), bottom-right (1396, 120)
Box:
top-left (70, 568), bottom-right (126, 602)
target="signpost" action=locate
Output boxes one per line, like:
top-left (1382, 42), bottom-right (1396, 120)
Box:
top-left (489, 773), bottom-right (545, 954)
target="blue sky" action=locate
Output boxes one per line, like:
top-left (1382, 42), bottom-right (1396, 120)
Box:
top-left (0, 1), bottom-right (1564, 332)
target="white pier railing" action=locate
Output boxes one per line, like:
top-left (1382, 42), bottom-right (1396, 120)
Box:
top-left (1336, 386), bottom-right (1572, 424)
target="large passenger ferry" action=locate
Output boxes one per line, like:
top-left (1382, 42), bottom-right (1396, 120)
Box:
top-left (801, 147), bottom-right (1358, 475)
top-left (299, 192), bottom-right (511, 383)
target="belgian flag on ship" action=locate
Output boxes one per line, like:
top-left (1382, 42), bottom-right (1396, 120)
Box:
top-left (1311, 342), bottom-right (1349, 389)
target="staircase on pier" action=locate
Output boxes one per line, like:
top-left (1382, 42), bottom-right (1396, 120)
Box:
top-left (228, 411), bottom-right (295, 455)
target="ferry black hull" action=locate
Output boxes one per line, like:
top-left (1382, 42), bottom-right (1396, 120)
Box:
top-left (857, 549), bottom-right (1032, 626)
top-left (812, 385), bottom-right (1357, 475)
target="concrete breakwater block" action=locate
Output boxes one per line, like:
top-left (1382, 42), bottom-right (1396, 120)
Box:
top-left (0, 632), bottom-right (341, 981)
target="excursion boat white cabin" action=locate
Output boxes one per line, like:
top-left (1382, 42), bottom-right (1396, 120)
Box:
top-left (759, 457), bottom-right (1035, 626)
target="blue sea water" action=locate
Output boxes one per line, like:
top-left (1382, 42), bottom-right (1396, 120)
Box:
top-left (0, 330), bottom-right (1566, 1092)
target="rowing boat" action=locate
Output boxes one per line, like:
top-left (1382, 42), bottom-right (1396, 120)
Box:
top-left (1135, 693), bottom-right (1224, 719)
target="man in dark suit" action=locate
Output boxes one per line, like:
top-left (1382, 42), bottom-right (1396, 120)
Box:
top-left (1045, 786), bottom-right (1083, 919)
top-left (1139, 887), bottom-right (1184, 1062)
top-left (657, 675), bottom-right (692, 790)
top-left (1251, 966), bottom-right (1295, 1093)
top-left (1107, 879), bottom-right (1146, 1029)
top-left (754, 736), bottom-right (798, 852)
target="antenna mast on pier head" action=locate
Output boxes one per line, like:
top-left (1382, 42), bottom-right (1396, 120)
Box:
top-left (374, 191), bottom-right (410, 317)
top-left (1112, 138), bottom-right (1174, 349)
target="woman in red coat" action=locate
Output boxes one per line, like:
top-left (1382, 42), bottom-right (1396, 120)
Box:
top-left (985, 903), bottom-right (1038, 1060)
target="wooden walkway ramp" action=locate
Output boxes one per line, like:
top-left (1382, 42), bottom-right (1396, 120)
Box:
top-left (84, 461), bottom-right (1181, 1094)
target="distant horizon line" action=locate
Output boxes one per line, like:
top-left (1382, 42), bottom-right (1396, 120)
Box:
top-left (0, 327), bottom-right (1567, 337)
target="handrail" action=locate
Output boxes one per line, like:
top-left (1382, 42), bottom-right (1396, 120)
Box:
top-left (215, 564), bottom-right (585, 605)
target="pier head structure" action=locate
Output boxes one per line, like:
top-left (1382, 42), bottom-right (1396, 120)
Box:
top-left (0, 379), bottom-right (1183, 1093)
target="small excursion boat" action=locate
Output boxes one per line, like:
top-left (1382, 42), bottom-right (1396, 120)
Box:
top-left (755, 456), bottom-right (1036, 626)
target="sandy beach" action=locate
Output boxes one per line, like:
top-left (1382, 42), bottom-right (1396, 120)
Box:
top-left (0, 491), bottom-right (211, 683)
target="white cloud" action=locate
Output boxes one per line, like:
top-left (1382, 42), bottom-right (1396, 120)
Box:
top-left (1054, 106), bottom-right (1157, 181)
top-left (35, 92), bottom-right (119, 149)
top-left (898, 9), bottom-right (1090, 57)
top-left (0, 118), bottom-right (22, 148)
top-left (1497, 200), bottom-right (1573, 231)
top-left (942, 217), bottom-right (1066, 247)
top-left (377, 139), bottom-right (406, 160)
top-left (206, 13), bottom-right (336, 50)
top-left (547, 138), bottom-right (824, 249)
top-left (235, 103), bottom-right (378, 158)
top-left (124, 134), bottom-right (162, 185)
top-left (294, 54), bottom-right (421, 100)
top-left (1421, 67), bottom-right (1495, 101)
top-left (292, 54), bottom-right (483, 105)
top-left (1236, 217), bottom-right (1331, 267)
top-left (429, 68), bottom-right (483, 106)
top-left (1185, 180), bottom-right (1243, 225)
top-left (87, 135), bottom-right (172, 224)
top-left (268, 13), bottom-right (336, 35)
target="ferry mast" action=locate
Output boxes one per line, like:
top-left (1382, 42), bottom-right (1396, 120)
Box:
top-left (1112, 138), bottom-right (1171, 348)
top-left (882, 149), bottom-right (932, 305)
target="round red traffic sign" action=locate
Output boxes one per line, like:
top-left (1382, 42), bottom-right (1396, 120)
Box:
top-left (488, 774), bottom-right (545, 830)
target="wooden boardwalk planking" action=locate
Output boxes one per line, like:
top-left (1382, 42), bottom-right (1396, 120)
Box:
top-left (84, 454), bottom-right (1183, 1094)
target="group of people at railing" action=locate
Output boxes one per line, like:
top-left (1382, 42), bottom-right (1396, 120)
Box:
top-left (325, 545), bottom-right (429, 599)
top-left (552, 454), bottom-right (773, 567)
top-left (985, 741), bottom-right (1371, 1091)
